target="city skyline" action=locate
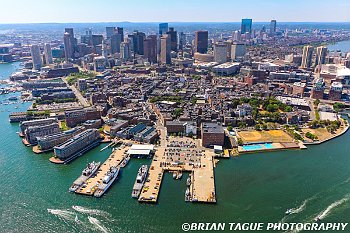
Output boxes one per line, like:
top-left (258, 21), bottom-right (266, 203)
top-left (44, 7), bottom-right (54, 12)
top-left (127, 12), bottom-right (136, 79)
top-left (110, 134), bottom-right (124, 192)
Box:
top-left (0, 0), bottom-right (349, 24)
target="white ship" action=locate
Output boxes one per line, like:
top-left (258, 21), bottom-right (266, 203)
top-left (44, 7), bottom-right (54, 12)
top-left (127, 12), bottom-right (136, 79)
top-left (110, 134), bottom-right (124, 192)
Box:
top-left (69, 161), bottom-right (101, 192)
top-left (93, 166), bottom-right (120, 197)
top-left (131, 165), bottom-right (148, 198)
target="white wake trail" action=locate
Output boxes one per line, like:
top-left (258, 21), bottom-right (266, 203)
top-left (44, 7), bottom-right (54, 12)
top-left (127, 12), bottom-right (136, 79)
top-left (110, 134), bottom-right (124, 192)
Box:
top-left (88, 216), bottom-right (109, 233)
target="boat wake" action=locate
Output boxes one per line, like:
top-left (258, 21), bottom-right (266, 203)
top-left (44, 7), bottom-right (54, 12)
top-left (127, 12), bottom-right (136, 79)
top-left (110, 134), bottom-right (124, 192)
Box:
top-left (88, 216), bottom-right (109, 233)
top-left (48, 209), bottom-right (75, 219)
top-left (315, 195), bottom-right (350, 220)
top-left (72, 205), bottom-right (109, 216)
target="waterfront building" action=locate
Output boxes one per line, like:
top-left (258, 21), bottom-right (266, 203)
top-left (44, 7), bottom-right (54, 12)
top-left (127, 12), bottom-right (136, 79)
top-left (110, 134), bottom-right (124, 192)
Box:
top-left (143, 35), bottom-right (157, 63)
top-left (167, 27), bottom-right (178, 51)
top-left (201, 123), bottom-right (225, 148)
top-left (213, 43), bottom-right (228, 64)
top-left (194, 30), bottom-right (208, 54)
top-left (160, 34), bottom-right (171, 64)
top-left (301, 45), bottom-right (314, 69)
top-left (20, 118), bottom-right (58, 135)
top-left (25, 123), bottom-right (60, 145)
top-left (315, 46), bottom-right (327, 67)
top-left (159, 23), bottom-right (169, 35)
top-left (231, 43), bottom-right (246, 60)
top-left (65, 108), bottom-right (101, 128)
top-left (241, 19), bottom-right (252, 34)
top-left (53, 129), bottom-right (101, 161)
top-left (37, 126), bottom-right (85, 151)
top-left (30, 45), bottom-right (42, 70)
top-left (270, 20), bottom-right (277, 36)
top-left (44, 43), bottom-right (53, 65)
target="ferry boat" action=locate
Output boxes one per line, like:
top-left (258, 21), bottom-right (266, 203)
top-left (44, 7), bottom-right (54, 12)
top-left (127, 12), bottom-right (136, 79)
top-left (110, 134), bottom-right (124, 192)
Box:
top-left (120, 156), bottom-right (130, 168)
top-left (69, 161), bottom-right (101, 192)
top-left (131, 165), bottom-right (148, 198)
top-left (93, 166), bottom-right (120, 197)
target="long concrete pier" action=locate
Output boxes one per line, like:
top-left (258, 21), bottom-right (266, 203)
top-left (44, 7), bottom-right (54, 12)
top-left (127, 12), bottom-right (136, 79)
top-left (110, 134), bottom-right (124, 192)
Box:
top-left (75, 146), bottom-right (129, 196)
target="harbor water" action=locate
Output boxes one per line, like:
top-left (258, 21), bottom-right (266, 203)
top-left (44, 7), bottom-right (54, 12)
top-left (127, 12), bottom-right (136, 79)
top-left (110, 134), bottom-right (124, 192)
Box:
top-left (1, 62), bottom-right (350, 233)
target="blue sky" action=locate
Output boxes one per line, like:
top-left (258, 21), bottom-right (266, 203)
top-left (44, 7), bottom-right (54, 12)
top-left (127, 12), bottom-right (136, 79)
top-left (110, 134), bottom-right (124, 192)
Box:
top-left (1, 0), bottom-right (349, 23)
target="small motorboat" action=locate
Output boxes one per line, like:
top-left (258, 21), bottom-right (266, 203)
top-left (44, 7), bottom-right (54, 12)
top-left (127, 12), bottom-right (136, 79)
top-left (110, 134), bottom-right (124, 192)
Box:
top-left (314, 217), bottom-right (321, 222)
top-left (285, 209), bottom-right (293, 215)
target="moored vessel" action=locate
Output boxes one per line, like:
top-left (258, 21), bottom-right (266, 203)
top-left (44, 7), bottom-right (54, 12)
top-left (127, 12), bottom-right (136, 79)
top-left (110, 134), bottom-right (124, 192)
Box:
top-left (69, 161), bottom-right (101, 192)
top-left (131, 165), bottom-right (148, 198)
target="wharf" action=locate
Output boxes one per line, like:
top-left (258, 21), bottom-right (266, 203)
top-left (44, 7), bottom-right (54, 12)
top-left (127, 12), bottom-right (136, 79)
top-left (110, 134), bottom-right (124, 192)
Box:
top-left (138, 147), bottom-right (216, 203)
top-left (75, 146), bottom-right (129, 196)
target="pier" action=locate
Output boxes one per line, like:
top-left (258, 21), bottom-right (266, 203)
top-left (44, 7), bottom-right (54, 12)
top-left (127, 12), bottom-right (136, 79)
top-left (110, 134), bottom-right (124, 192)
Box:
top-left (138, 139), bottom-right (217, 204)
top-left (75, 146), bottom-right (129, 196)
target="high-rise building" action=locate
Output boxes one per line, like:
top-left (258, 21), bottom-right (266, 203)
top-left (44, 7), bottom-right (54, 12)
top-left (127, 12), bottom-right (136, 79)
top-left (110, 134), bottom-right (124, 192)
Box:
top-left (232, 30), bottom-right (241, 41)
top-left (64, 32), bottom-right (74, 61)
top-left (167, 27), bottom-right (177, 52)
top-left (301, 45), bottom-right (314, 68)
top-left (30, 45), bottom-right (42, 70)
top-left (128, 31), bottom-right (146, 55)
top-left (214, 43), bottom-right (227, 64)
top-left (231, 43), bottom-right (246, 60)
top-left (143, 35), bottom-right (157, 63)
top-left (194, 30), bottom-right (208, 54)
top-left (106, 27), bottom-right (115, 39)
top-left (64, 28), bottom-right (76, 60)
top-left (117, 27), bottom-right (124, 40)
top-left (178, 32), bottom-right (186, 50)
top-left (110, 33), bottom-right (122, 54)
top-left (159, 23), bottom-right (169, 35)
top-left (120, 41), bottom-right (131, 61)
top-left (315, 46), bottom-right (327, 66)
top-left (270, 20), bottom-right (277, 36)
top-left (160, 34), bottom-right (171, 64)
top-left (44, 43), bottom-right (53, 65)
top-left (241, 19), bottom-right (252, 34)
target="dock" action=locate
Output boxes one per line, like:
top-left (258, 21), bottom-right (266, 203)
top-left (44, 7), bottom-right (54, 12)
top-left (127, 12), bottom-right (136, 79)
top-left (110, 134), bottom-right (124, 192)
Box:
top-left (138, 144), bottom-right (216, 204)
top-left (75, 146), bottom-right (129, 196)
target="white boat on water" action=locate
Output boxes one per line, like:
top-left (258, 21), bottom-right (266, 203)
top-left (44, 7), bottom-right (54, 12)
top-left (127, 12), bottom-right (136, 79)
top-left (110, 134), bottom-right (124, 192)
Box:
top-left (285, 209), bottom-right (293, 215)
top-left (69, 161), bottom-right (101, 192)
top-left (131, 165), bottom-right (148, 198)
top-left (94, 166), bottom-right (120, 197)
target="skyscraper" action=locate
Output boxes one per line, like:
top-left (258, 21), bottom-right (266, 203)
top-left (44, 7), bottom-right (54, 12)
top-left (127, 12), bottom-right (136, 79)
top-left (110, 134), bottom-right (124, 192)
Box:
top-left (64, 28), bottom-right (75, 61)
top-left (270, 20), bottom-right (277, 36)
top-left (106, 27), bottom-right (115, 39)
top-left (301, 45), bottom-right (314, 68)
top-left (160, 34), bottom-right (171, 64)
top-left (194, 30), bottom-right (208, 54)
top-left (128, 31), bottom-right (146, 55)
top-left (159, 23), bottom-right (169, 35)
top-left (116, 27), bottom-right (124, 40)
top-left (214, 43), bottom-right (227, 64)
top-left (30, 45), bottom-right (42, 70)
top-left (231, 43), bottom-right (246, 60)
top-left (44, 43), bottom-right (53, 65)
top-left (167, 27), bottom-right (178, 52)
top-left (178, 32), bottom-right (186, 51)
top-left (241, 19), bottom-right (252, 34)
top-left (143, 35), bottom-right (157, 63)
top-left (120, 41), bottom-right (131, 61)
top-left (315, 46), bottom-right (327, 66)
top-left (110, 33), bottom-right (122, 54)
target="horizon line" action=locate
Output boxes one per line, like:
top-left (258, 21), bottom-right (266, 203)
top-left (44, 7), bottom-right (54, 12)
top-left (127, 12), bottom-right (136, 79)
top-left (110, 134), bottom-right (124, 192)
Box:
top-left (1, 21), bottom-right (350, 25)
